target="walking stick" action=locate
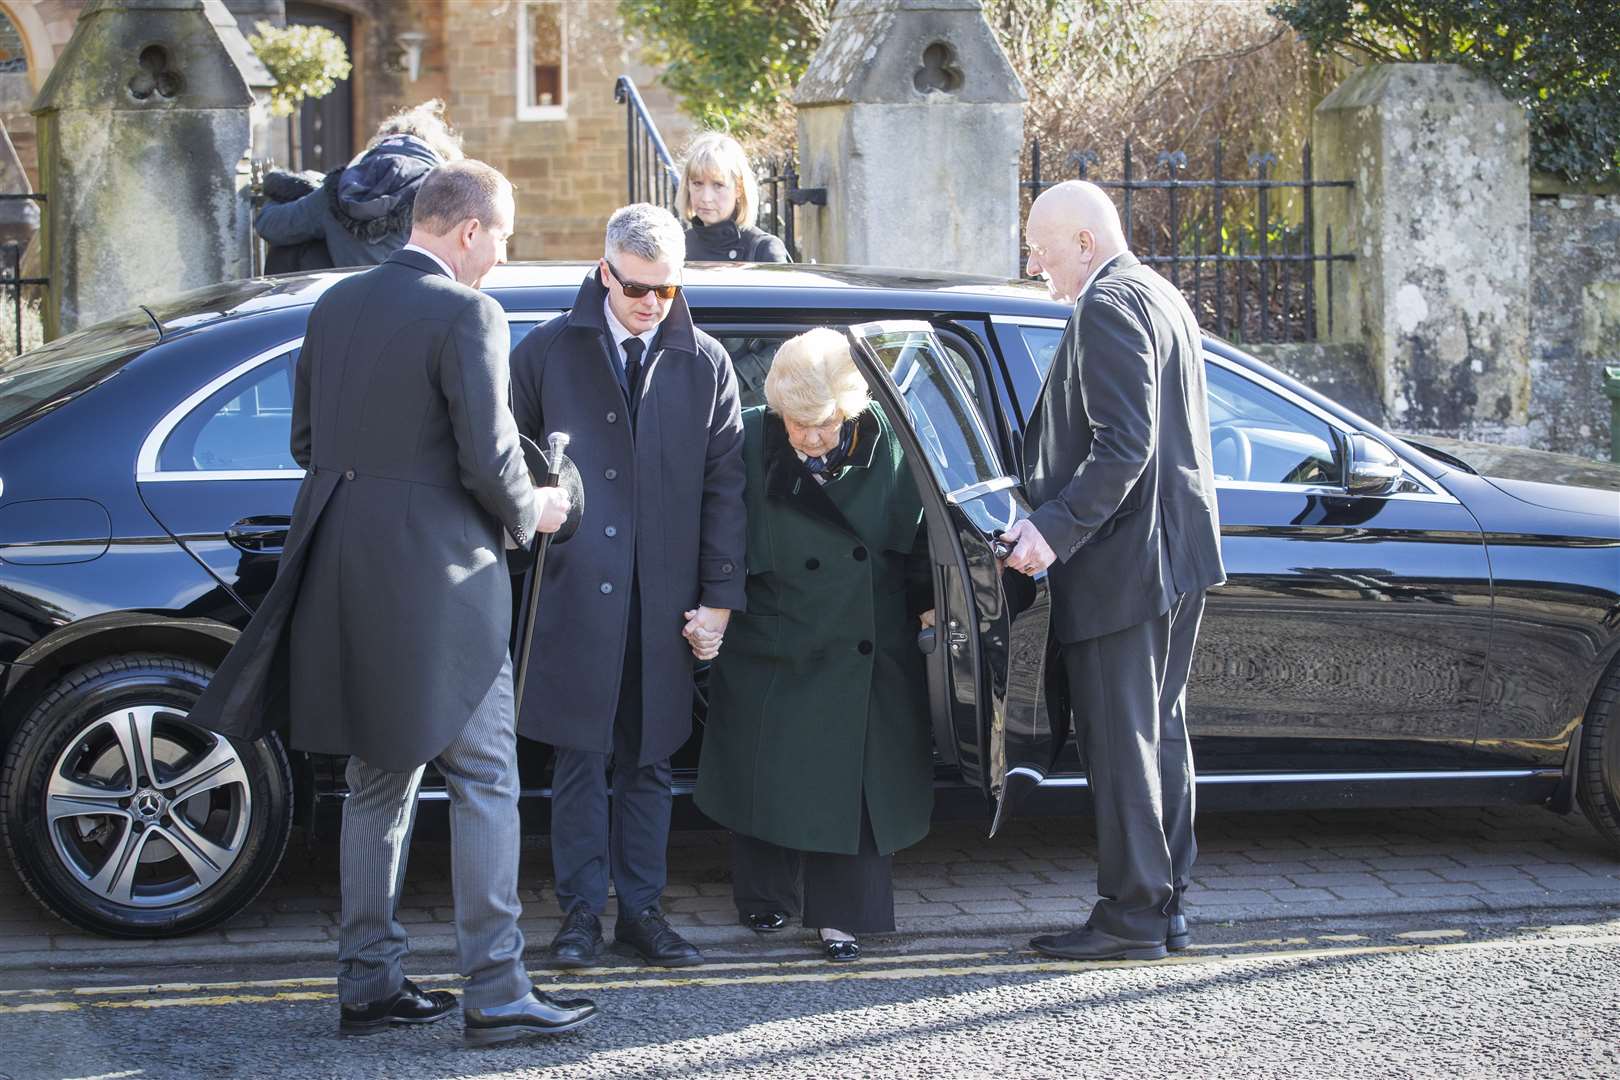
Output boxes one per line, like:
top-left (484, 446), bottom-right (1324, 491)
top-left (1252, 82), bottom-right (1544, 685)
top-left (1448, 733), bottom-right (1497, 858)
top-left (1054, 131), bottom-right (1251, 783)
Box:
top-left (513, 431), bottom-right (570, 726)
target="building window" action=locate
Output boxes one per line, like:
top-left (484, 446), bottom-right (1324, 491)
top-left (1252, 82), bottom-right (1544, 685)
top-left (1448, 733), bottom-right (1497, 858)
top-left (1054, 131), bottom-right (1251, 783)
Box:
top-left (517, 0), bottom-right (565, 121)
top-left (0, 13), bottom-right (27, 74)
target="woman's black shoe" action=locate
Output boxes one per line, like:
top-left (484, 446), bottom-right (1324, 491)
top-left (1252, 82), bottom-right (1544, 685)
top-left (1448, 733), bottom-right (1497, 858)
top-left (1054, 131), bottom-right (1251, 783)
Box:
top-left (743, 910), bottom-right (792, 934)
top-left (338, 977), bottom-right (457, 1036)
top-left (820, 936), bottom-right (861, 963)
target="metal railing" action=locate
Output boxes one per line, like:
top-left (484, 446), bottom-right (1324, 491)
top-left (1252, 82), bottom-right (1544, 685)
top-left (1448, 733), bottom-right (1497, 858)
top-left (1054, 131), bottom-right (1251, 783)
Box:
top-left (614, 75), bottom-right (681, 211)
top-left (0, 192), bottom-right (46, 359)
top-left (1023, 139), bottom-right (1354, 343)
top-left (755, 155), bottom-right (824, 263)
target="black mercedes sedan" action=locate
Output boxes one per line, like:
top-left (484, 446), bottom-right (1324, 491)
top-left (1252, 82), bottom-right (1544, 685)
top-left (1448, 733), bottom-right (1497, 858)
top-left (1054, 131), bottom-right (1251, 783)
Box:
top-left (2, 263), bottom-right (1617, 937)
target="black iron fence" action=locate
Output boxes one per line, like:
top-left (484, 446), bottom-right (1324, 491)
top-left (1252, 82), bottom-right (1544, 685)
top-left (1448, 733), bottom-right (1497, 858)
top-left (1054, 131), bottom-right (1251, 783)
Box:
top-left (614, 75), bottom-right (681, 211)
top-left (1022, 139), bottom-right (1354, 344)
top-left (0, 192), bottom-right (46, 360)
top-left (755, 156), bottom-right (823, 263)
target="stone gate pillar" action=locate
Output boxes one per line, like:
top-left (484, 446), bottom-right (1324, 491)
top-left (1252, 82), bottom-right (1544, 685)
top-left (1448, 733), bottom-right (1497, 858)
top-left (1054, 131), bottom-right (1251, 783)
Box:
top-left (1313, 63), bottom-right (1531, 438)
top-left (793, 0), bottom-right (1025, 275)
top-left (32, 0), bottom-right (255, 338)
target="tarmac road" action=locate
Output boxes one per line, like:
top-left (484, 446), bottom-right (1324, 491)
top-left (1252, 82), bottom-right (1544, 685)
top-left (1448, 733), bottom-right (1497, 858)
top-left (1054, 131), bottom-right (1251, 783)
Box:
top-left (3, 909), bottom-right (1617, 1080)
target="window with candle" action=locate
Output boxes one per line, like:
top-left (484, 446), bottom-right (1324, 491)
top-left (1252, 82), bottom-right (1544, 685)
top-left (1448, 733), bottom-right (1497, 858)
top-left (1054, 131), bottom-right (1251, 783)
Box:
top-left (517, 0), bottom-right (566, 120)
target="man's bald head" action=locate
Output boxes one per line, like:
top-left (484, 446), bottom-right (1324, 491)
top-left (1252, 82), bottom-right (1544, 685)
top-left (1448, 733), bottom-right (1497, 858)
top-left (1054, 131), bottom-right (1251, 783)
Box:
top-left (1024, 180), bottom-right (1129, 304)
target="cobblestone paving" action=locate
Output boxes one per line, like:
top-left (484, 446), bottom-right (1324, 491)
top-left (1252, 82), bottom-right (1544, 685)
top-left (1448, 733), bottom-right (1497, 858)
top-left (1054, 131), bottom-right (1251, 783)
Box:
top-left (4, 805), bottom-right (1618, 972)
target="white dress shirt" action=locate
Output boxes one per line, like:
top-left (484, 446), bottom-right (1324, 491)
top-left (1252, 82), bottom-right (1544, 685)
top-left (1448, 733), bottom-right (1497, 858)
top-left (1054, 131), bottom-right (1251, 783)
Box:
top-left (401, 243), bottom-right (455, 280)
top-left (602, 298), bottom-right (658, 376)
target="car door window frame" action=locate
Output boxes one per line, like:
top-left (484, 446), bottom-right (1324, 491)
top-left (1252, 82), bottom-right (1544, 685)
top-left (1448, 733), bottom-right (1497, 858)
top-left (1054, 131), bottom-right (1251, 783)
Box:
top-left (990, 314), bottom-right (1455, 504)
top-left (137, 311), bottom-right (565, 485)
top-left (137, 338), bottom-right (306, 482)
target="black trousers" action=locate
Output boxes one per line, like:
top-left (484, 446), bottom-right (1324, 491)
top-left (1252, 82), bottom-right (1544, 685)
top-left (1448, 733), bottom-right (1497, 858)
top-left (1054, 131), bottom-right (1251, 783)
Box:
top-left (1060, 589), bottom-right (1205, 942)
top-left (730, 800), bottom-right (895, 934)
top-left (550, 570), bottom-right (673, 917)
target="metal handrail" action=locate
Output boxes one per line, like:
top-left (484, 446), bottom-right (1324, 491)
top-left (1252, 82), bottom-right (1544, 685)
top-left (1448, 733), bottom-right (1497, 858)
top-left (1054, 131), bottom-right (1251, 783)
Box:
top-left (614, 75), bottom-right (681, 209)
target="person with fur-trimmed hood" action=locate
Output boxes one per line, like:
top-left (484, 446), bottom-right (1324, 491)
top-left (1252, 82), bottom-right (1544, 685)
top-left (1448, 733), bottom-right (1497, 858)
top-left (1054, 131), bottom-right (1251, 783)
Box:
top-left (254, 100), bottom-right (463, 268)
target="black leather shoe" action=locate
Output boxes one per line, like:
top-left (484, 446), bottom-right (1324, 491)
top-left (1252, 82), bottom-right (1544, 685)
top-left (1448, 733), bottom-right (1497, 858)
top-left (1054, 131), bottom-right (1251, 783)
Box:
top-left (1167, 915), bottom-right (1191, 952)
top-left (339, 978), bottom-right (457, 1036)
top-left (547, 908), bottom-right (603, 969)
top-left (821, 936), bottom-right (860, 963)
top-left (743, 910), bottom-right (792, 934)
top-left (614, 906), bottom-right (703, 967)
top-left (463, 987), bottom-right (598, 1047)
top-left (1030, 926), bottom-right (1168, 962)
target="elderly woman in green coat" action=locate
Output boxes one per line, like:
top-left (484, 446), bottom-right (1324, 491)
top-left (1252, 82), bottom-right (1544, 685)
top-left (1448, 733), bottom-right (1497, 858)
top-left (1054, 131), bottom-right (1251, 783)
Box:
top-left (694, 327), bottom-right (935, 962)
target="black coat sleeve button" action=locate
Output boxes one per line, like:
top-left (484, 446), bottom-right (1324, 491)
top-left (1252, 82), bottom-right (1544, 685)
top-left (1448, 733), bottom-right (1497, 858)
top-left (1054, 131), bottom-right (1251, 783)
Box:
top-left (606, 411), bottom-right (618, 424)
top-left (600, 582), bottom-right (613, 595)
top-left (605, 468), bottom-right (618, 480)
top-left (852, 546), bottom-right (868, 561)
top-left (857, 640), bottom-right (874, 655)
top-left (805, 558), bottom-right (820, 571)
top-left (604, 526), bottom-right (617, 538)
top-left (722, 562), bottom-right (735, 574)
top-left (344, 469), bottom-right (356, 481)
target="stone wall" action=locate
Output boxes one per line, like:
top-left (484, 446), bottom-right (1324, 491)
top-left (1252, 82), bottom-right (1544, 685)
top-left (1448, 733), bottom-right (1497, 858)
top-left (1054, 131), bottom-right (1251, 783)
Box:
top-left (1527, 193), bottom-right (1620, 459)
top-left (440, 1), bottom-right (688, 262)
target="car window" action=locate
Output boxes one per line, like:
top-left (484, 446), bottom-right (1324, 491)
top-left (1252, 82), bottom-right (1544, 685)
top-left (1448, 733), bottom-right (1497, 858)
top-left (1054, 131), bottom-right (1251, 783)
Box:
top-left (1018, 325), bottom-right (1065, 381)
top-left (1207, 364), bottom-right (1342, 486)
top-left (507, 313), bottom-right (560, 351)
top-left (706, 332), bottom-right (800, 411)
top-left (860, 327), bottom-right (1002, 496)
top-left (158, 351), bottom-right (300, 473)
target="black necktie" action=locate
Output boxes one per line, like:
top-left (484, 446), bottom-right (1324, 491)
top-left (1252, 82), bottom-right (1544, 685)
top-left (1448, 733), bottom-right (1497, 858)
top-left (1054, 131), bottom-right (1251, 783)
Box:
top-left (622, 337), bottom-right (646, 407)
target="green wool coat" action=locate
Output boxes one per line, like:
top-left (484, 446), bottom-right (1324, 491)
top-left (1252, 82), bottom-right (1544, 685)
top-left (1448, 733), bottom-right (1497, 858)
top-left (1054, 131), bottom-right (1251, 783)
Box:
top-left (695, 404), bottom-right (935, 856)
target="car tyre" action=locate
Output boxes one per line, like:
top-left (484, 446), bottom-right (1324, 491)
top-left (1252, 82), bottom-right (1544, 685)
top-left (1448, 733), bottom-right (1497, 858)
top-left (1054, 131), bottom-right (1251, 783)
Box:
top-left (0, 654), bottom-right (293, 938)
top-left (1578, 659), bottom-right (1620, 856)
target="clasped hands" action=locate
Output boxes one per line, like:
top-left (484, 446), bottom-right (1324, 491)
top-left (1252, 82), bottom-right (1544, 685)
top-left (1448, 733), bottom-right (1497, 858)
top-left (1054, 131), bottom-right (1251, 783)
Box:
top-left (682, 606), bottom-right (730, 661)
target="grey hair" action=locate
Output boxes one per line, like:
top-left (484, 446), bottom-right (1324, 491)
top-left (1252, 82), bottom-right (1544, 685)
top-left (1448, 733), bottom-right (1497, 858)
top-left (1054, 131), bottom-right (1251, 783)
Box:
top-left (604, 203), bottom-right (686, 265)
top-left (370, 98), bottom-right (464, 162)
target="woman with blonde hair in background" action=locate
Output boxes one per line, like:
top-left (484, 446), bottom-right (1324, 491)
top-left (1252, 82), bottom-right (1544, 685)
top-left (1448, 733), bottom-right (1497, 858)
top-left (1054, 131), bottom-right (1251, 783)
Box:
top-left (677, 132), bottom-right (790, 263)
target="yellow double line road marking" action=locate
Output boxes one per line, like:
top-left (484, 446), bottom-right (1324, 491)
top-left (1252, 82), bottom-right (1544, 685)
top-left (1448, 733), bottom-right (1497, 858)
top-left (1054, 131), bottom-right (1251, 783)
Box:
top-left (6, 931), bottom-right (1618, 1015)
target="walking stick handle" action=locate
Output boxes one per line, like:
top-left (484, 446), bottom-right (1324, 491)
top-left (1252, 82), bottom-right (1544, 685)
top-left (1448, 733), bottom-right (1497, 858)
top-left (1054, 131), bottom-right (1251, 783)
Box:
top-left (545, 432), bottom-right (570, 487)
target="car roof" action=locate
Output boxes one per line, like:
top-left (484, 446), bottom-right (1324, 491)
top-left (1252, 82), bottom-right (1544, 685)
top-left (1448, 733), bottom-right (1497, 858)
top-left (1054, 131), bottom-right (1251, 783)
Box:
top-left (141, 261), bottom-right (1071, 337)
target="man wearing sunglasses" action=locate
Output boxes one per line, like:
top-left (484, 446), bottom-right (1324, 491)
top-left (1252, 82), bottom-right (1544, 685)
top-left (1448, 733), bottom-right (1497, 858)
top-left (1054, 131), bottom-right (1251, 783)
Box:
top-left (509, 204), bottom-right (747, 970)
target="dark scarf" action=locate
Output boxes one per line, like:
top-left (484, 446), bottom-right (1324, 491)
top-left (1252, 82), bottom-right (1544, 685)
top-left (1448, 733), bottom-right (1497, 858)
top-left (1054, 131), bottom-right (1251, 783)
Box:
top-left (802, 419), bottom-right (857, 477)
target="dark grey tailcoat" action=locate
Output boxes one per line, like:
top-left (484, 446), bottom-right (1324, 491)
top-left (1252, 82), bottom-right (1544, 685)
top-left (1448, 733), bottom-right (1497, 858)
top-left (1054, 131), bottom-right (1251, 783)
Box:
top-left (509, 270), bottom-right (747, 765)
top-left (187, 250), bottom-right (540, 771)
top-left (1023, 252), bottom-right (1226, 641)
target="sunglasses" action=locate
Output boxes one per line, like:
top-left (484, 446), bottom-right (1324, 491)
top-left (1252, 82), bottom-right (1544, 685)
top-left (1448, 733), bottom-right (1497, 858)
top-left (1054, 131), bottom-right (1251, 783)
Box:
top-left (606, 261), bottom-right (681, 301)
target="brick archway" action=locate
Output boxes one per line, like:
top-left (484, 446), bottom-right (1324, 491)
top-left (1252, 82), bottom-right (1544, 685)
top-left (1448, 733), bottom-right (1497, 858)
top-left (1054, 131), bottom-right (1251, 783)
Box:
top-left (0, 0), bottom-right (55, 90)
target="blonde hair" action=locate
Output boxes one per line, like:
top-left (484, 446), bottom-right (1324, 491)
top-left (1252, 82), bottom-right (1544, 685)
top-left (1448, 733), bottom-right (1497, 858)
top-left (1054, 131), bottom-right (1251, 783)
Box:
top-left (765, 328), bottom-right (872, 426)
top-left (676, 132), bottom-right (759, 229)
top-left (369, 99), bottom-right (464, 162)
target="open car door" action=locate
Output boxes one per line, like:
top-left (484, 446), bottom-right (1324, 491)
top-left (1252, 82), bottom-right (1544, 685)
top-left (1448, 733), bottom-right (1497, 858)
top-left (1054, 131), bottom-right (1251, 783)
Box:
top-left (845, 321), bottom-right (1066, 834)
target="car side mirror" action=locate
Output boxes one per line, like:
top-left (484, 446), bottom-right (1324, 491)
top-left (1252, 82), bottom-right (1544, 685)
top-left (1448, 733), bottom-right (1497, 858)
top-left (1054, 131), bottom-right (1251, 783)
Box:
top-left (1345, 433), bottom-right (1403, 496)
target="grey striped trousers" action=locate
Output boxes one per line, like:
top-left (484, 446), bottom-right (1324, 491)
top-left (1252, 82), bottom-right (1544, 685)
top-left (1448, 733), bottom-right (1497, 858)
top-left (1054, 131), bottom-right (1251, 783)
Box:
top-left (336, 655), bottom-right (532, 1009)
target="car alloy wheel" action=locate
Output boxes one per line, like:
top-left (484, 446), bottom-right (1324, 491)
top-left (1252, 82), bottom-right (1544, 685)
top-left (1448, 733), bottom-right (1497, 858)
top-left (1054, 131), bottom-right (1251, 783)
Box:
top-left (1, 654), bottom-right (292, 937)
top-left (45, 704), bottom-right (254, 908)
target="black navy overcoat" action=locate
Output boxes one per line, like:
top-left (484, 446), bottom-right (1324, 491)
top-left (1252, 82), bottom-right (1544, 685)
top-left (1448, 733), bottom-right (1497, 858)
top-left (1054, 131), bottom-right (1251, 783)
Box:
top-left (509, 270), bottom-right (747, 765)
top-left (187, 250), bottom-right (540, 770)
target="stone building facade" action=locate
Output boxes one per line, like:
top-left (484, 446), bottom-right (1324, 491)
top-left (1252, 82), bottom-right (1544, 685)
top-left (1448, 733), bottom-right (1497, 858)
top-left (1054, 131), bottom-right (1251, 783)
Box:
top-left (0, 0), bottom-right (691, 260)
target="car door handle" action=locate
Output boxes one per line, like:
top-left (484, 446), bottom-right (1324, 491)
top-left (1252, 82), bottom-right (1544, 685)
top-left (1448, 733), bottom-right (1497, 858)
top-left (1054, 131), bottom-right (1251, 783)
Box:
top-left (226, 517), bottom-right (290, 554)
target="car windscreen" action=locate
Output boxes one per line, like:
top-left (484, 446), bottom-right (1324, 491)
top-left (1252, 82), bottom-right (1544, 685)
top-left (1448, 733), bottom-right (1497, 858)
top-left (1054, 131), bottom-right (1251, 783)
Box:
top-left (0, 310), bottom-right (159, 437)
